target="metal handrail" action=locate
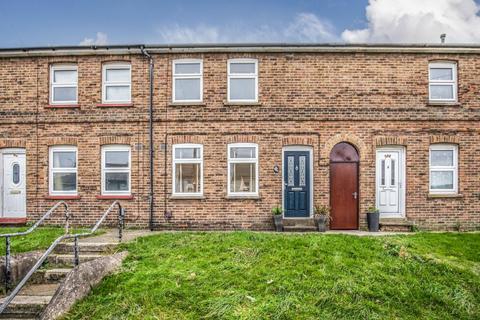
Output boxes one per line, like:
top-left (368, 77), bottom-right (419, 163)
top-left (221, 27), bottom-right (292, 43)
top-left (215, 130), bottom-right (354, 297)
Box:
top-left (0, 201), bottom-right (125, 315)
top-left (0, 201), bottom-right (70, 292)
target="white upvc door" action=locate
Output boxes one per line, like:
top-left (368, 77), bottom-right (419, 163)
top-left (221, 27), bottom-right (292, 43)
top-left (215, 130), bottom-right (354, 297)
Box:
top-left (2, 152), bottom-right (26, 218)
top-left (376, 147), bottom-right (405, 217)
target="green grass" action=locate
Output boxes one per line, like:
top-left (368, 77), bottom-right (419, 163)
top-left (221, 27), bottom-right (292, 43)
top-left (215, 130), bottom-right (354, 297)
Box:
top-left (0, 226), bottom-right (104, 255)
top-left (64, 232), bottom-right (480, 320)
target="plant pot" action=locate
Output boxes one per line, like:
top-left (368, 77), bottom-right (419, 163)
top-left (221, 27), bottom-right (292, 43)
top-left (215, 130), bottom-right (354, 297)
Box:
top-left (367, 212), bottom-right (380, 232)
top-left (273, 215), bottom-right (283, 232)
top-left (314, 215), bottom-right (328, 232)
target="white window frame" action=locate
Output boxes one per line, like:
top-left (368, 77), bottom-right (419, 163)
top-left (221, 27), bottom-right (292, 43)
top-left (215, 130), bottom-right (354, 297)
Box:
top-left (172, 144), bottom-right (203, 196)
top-left (428, 62), bottom-right (457, 102)
top-left (227, 143), bottom-right (259, 196)
top-left (49, 145), bottom-right (78, 195)
top-left (429, 144), bottom-right (458, 194)
top-left (50, 64), bottom-right (78, 105)
top-left (102, 63), bottom-right (132, 104)
top-left (101, 145), bottom-right (131, 195)
top-left (227, 58), bottom-right (258, 103)
top-left (172, 59), bottom-right (203, 103)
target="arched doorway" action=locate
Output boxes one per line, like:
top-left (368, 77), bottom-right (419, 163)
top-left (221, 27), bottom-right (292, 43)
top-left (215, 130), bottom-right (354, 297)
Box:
top-left (329, 142), bottom-right (359, 230)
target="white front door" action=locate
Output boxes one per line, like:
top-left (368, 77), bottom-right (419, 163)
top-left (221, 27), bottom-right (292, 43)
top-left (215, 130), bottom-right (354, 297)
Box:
top-left (376, 148), bottom-right (405, 217)
top-left (2, 152), bottom-right (26, 218)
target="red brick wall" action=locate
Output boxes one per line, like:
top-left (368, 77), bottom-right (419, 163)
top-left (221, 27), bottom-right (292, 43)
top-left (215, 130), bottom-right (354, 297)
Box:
top-left (0, 51), bottom-right (479, 230)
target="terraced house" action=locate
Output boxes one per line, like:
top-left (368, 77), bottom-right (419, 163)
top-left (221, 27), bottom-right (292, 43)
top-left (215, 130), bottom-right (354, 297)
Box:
top-left (0, 44), bottom-right (479, 231)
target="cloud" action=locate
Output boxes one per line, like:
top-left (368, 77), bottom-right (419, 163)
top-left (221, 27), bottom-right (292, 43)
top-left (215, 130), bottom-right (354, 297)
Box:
top-left (342, 0), bottom-right (480, 43)
top-left (157, 25), bottom-right (219, 43)
top-left (80, 32), bottom-right (108, 46)
top-left (285, 13), bottom-right (337, 42)
top-left (157, 13), bottom-right (338, 43)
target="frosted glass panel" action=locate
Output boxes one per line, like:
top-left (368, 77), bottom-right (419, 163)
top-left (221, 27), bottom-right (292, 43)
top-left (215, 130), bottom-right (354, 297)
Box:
top-left (106, 86), bottom-right (130, 101)
top-left (106, 68), bottom-right (130, 82)
top-left (230, 78), bottom-right (255, 100)
top-left (431, 171), bottom-right (453, 190)
top-left (430, 85), bottom-right (453, 99)
top-left (230, 63), bottom-right (255, 74)
top-left (431, 150), bottom-right (454, 166)
top-left (53, 70), bottom-right (77, 83)
top-left (53, 87), bottom-right (76, 102)
top-left (175, 63), bottom-right (201, 74)
top-left (430, 68), bottom-right (453, 81)
top-left (175, 79), bottom-right (201, 100)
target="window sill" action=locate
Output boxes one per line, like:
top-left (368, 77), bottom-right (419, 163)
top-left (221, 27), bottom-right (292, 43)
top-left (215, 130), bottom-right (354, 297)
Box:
top-left (45, 195), bottom-right (81, 200)
top-left (223, 102), bottom-right (262, 106)
top-left (427, 101), bottom-right (461, 106)
top-left (46, 104), bottom-right (80, 109)
top-left (96, 103), bottom-right (134, 108)
top-left (169, 195), bottom-right (205, 200)
top-left (0, 218), bottom-right (27, 224)
top-left (168, 102), bottom-right (206, 107)
top-left (427, 193), bottom-right (463, 199)
top-left (225, 195), bottom-right (261, 200)
top-left (96, 195), bottom-right (134, 200)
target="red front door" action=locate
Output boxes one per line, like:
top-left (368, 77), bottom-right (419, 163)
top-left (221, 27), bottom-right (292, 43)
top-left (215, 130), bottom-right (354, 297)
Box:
top-left (329, 142), bottom-right (359, 230)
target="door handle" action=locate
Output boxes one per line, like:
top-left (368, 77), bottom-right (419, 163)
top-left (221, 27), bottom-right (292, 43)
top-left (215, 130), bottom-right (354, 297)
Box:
top-left (352, 192), bottom-right (358, 199)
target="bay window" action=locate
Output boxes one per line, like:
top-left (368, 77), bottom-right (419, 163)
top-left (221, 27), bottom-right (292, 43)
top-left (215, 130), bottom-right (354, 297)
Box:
top-left (228, 143), bottom-right (258, 196)
top-left (172, 144), bottom-right (203, 196)
top-left (429, 144), bottom-right (458, 194)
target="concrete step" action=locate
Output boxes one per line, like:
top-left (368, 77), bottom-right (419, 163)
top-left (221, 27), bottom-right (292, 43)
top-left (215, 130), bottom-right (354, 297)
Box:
top-left (29, 268), bottom-right (71, 285)
top-left (283, 225), bottom-right (318, 232)
top-left (380, 219), bottom-right (414, 232)
top-left (0, 294), bottom-right (51, 319)
top-left (46, 254), bottom-right (105, 267)
top-left (283, 218), bottom-right (316, 227)
top-left (54, 242), bottom-right (118, 254)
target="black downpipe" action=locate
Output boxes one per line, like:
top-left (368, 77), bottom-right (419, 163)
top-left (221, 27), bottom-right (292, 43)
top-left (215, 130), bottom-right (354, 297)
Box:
top-left (141, 46), bottom-right (155, 231)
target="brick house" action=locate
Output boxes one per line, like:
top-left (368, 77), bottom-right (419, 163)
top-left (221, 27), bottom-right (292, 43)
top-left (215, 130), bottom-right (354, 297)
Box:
top-left (0, 44), bottom-right (479, 231)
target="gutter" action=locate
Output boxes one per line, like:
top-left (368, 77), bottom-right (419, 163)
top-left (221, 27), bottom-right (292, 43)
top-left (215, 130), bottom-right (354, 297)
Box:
top-left (140, 46), bottom-right (155, 231)
top-left (2, 43), bottom-right (480, 58)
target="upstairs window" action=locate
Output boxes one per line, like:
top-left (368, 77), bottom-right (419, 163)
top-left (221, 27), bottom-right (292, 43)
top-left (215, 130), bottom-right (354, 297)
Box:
top-left (50, 65), bottom-right (78, 105)
top-left (102, 63), bottom-right (131, 104)
top-left (101, 145), bottom-right (131, 195)
top-left (49, 146), bottom-right (77, 195)
top-left (172, 144), bottom-right (203, 196)
top-left (228, 59), bottom-right (258, 102)
top-left (429, 144), bottom-right (458, 194)
top-left (172, 60), bottom-right (203, 103)
top-left (429, 62), bottom-right (457, 102)
top-left (228, 143), bottom-right (258, 196)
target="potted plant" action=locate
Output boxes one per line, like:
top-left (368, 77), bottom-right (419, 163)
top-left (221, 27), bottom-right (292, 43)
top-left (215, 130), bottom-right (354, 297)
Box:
top-left (314, 205), bottom-right (330, 232)
top-left (271, 205), bottom-right (283, 232)
top-left (367, 206), bottom-right (380, 232)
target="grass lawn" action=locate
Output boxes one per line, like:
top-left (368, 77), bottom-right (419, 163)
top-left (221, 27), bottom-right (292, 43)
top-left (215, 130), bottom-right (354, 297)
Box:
top-left (0, 226), bottom-right (103, 256)
top-left (65, 232), bottom-right (480, 320)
